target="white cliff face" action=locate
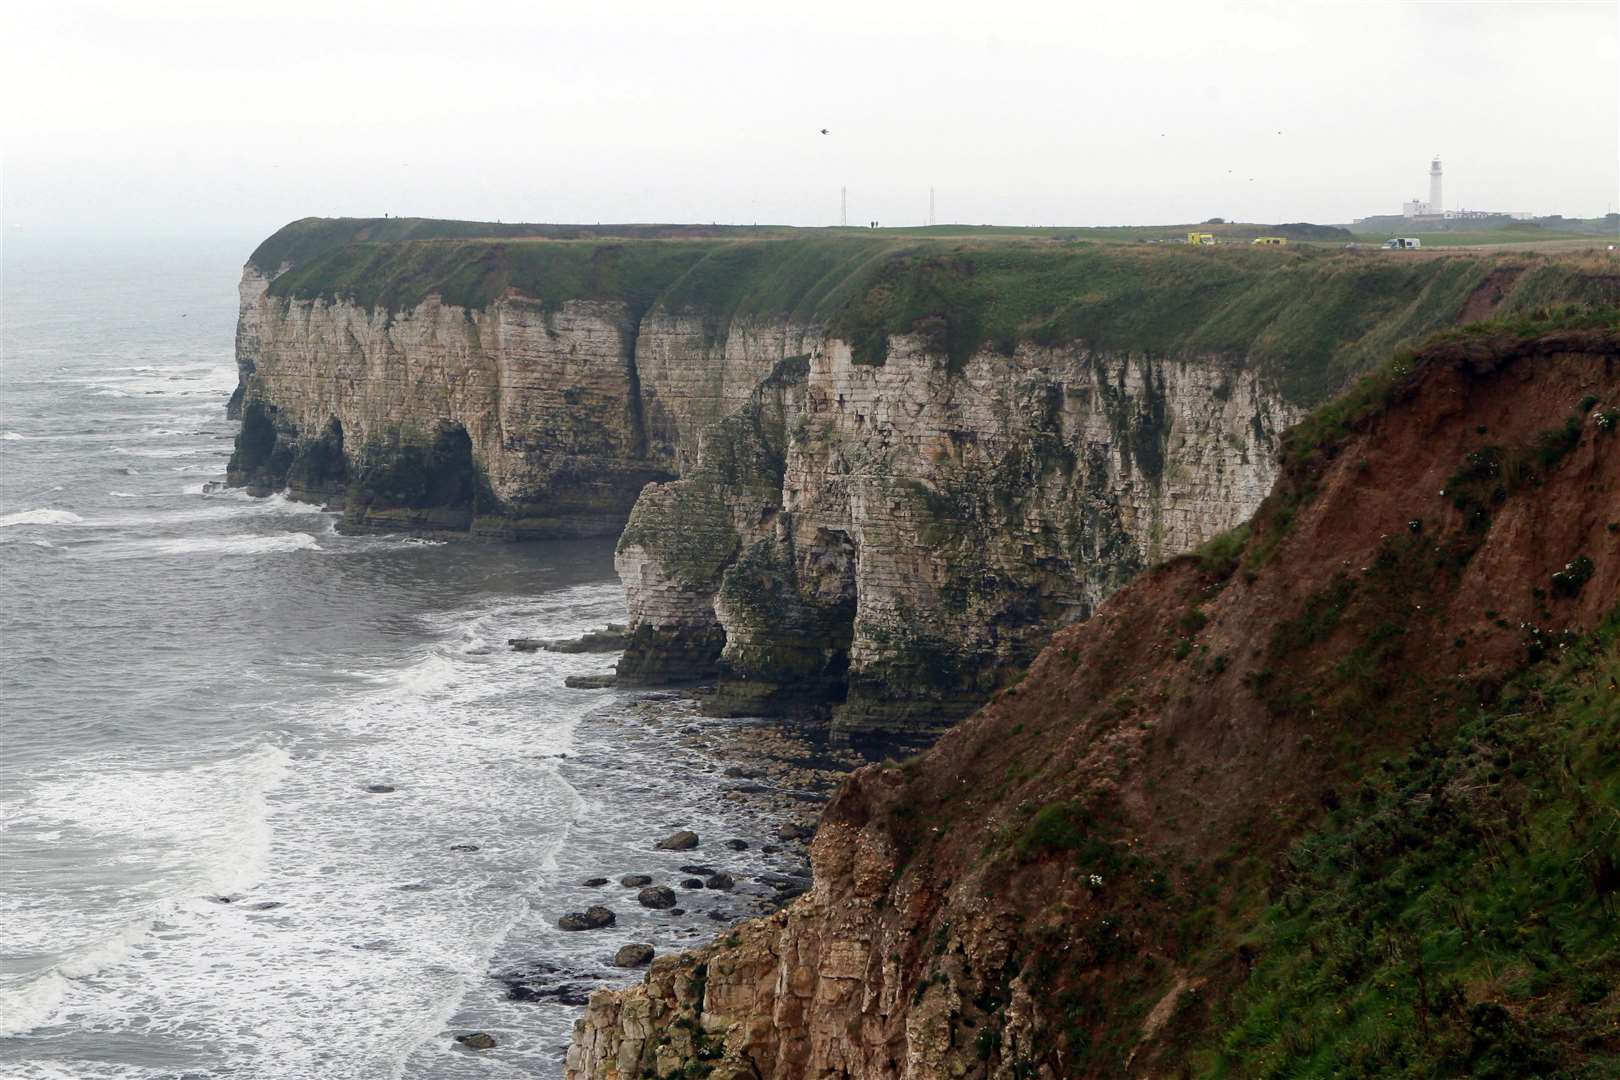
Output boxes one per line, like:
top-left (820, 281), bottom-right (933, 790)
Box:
top-left (616, 333), bottom-right (1299, 734)
top-left (635, 312), bottom-right (826, 469)
top-left (230, 269), bottom-right (673, 536)
top-left (784, 338), bottom-right (1294, 731)
top-left (233, 258), bottom-right (1295, 732)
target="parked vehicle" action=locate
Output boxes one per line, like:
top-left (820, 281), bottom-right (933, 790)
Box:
top-left (1252, 236), bottom-right (1288, 246)
top-left (1382, 237), bottom-right (1422, 250)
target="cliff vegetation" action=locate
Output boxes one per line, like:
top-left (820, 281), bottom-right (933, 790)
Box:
top-left (251, 217), bottom-right (1618, 406)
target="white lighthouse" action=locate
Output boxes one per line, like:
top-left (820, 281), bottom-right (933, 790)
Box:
top-left (1428, 156), bottom-right (1443, 215)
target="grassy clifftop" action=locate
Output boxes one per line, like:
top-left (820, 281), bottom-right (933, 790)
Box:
top-left (248, 217), bottom-right (1620, 406)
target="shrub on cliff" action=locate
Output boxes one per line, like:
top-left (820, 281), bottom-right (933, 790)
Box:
top-left (1206, 610), bottom-right (1620, 1079)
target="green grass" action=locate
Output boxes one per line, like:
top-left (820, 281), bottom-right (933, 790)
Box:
top-left (251, 217), bottom-right (1620, 407)
top-left (1201, 607), bottom-right (1620, 1080)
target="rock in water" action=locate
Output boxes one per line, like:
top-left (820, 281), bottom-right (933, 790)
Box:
top-left (580, 877), bottom-right (610, 887)
top-left (704, 872), bottom-right (735, 892)
top-left (679, 878), bottom-right (704, 889)
top-left (636, 886), bottom-right (677, 910)
top-left (557, 906), bottom-right (615, 931)
top-left (456, 1032), bottom-right (497, 1050)
top-left (619, 874), bottom-right (652, 887)
top-left (364, 783), bottom-right (396, 794)
top-left (563, 673), bottom-right (618, 689)
top-left (723, 838), bottom-right (749, 851)
top-left (613, 943), bottom-right (655, 968)
top-left (507, 638), bottom-right (543, 652)
top-left (655, 829), bottom-right (699, 850)
top-left (537, 625), bottom-right (630, 653)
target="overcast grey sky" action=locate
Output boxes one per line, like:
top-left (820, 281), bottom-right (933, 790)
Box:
top-left (3, 0), bottom-right (1615, 237)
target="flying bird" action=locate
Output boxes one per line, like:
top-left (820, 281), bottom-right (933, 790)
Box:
top-left (820, 128), bottom-right (829, 135)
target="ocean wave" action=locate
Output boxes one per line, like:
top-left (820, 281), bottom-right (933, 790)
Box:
top-left (0, 917), bottom-right (158, 1038)
top-left (2, 430), bottom-right (25, 440)
top-left (0, 969), bottom-right (74, 1039)
top-left (110, 445), bottom-right (209, 459)
top-left (150, 532), bottom-right (322, 557)
top-left (0, 745), bottom-right (292, 1038)
top-left (0, 509), bottom-right (83, 528)
top-left (0, 537), bottom-right (57, 550)
top-left (90, 493), bottom-right (328, 530)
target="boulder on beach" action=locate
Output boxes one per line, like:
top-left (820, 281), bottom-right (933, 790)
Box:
top-left (557, 906), bottom-right (615, 931)
top-left (613, 943), bottom-right (655, 968)
top-left (655, 830), bottom-right (699, 851)
top-left (456, 1032), bottom-right (497, 1050)
top-left (775, 822), bottom-right (813, 842)
top-left (704, 872), bottom-right (735, 892)
top-left (619, 874), bottom-right (652, 887)
top-left (636, 885), bottom-right (677, 909)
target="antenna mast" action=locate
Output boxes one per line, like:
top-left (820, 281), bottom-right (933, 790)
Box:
top-left (929, 186), bottom-right (936, 226)
top-left (840, 186), bottom-right (847, 228)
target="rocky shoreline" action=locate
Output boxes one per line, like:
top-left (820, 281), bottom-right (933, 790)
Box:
top-left (452, 651), bottom-right (870, 1059)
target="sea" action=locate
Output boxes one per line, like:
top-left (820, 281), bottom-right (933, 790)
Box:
top-left (0, 231), bottom-right (789, 1078)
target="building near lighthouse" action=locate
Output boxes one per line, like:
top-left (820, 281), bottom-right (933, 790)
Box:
top-left (1355, 156), bottom-right (1533, 225)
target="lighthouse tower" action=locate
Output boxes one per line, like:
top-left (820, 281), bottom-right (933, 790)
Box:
top-left (1428, 156), bottom-right (1443, 215)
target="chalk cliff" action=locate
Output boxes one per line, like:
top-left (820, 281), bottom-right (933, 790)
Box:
top-left (617, 336), bottom-right (1294, 736)
top-left (229, 268), bottom-right (676, 536)
top-left (229, 218), bottom-right (1617, 735)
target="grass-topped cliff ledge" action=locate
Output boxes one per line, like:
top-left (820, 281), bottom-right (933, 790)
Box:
top-left (229, 216), bottom-right (1620, 737)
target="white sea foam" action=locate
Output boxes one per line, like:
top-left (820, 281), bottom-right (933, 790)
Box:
top-left (2, 430), bottom-right (25, 440)
top-left (91, 492), bottom-right (327, 531)
top-left (0, 745), bottom-right (291, 1038)
top-left (0, 508), bottom-right (83, 528)
top-left (112, 445), bottom-right (209, 459)
top-left (150, 532), bottom-right (321, 557)
top-left (0, 970), bottom-right (73, 1039)
top-left (0, 538), bottom-right (663, 1075)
